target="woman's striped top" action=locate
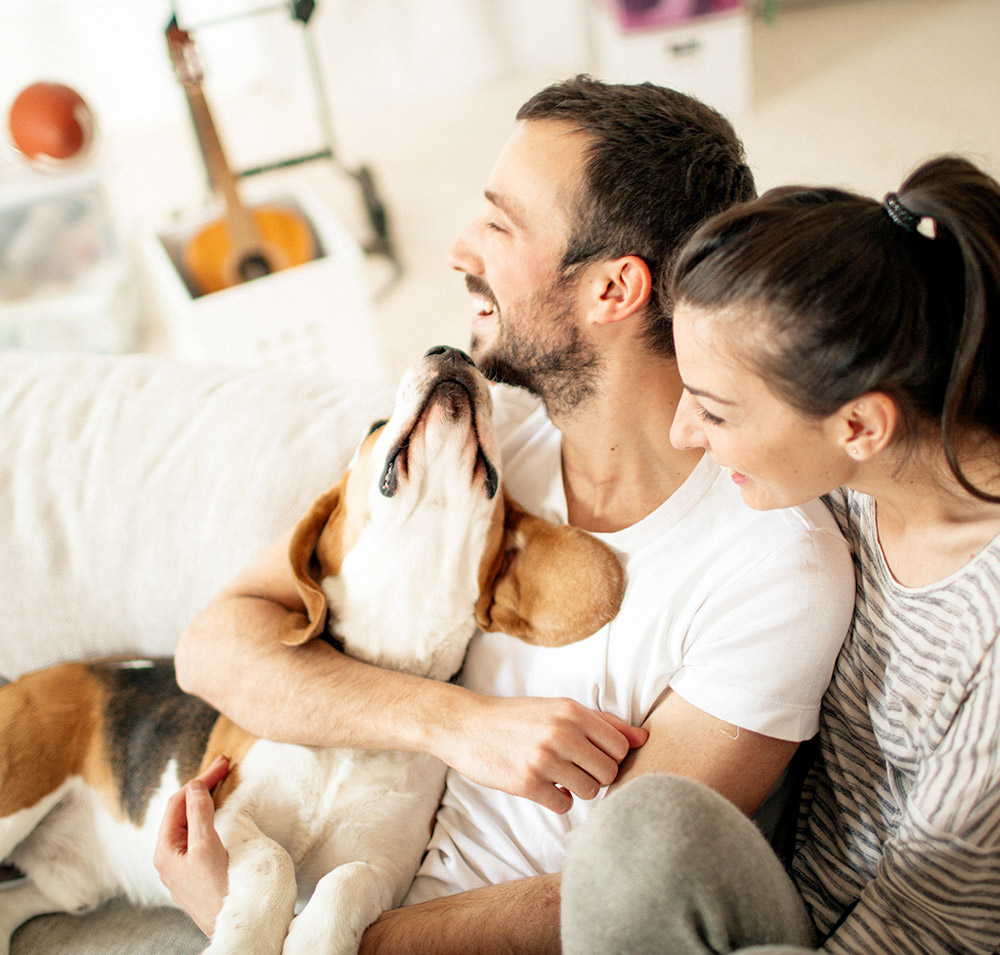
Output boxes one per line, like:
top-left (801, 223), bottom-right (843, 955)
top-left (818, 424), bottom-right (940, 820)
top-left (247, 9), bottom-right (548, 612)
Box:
top-left (792, 488), bottom-right (1000, 954)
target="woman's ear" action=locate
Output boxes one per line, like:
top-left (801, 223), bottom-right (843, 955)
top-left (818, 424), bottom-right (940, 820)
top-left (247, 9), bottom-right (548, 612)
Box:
top-left (841, 392), bottom-right (898, 461)
top-left (587, 255), bottom-right (652, 326)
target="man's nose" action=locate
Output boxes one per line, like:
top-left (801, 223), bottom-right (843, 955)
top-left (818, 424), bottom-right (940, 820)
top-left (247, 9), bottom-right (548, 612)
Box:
top-left (447, 225), bottom-right (483, 275)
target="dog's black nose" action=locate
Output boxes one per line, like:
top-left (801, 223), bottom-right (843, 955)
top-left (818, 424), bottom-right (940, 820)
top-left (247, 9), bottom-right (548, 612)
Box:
top-left (424, 345), bottom-right (475, 367)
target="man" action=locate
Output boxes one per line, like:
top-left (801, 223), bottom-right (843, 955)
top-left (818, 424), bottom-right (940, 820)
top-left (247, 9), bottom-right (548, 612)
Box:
top-left (156, 76), bottom-right (855, 953)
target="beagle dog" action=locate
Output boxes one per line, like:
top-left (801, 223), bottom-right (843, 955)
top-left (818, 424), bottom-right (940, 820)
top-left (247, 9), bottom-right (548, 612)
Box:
top-left (0, 346), bottom-right (625, 955)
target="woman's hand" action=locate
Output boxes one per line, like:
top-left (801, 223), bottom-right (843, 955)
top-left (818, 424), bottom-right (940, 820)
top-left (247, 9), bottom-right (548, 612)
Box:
top-left (153, 755), bottom-right (231, 937)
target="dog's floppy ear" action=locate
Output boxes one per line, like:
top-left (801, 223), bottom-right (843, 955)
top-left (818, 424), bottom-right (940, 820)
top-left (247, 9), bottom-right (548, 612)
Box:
top-left (475, 493), bottom-right (625, 647)
top-left (279, 482), bottom-right (348, 646)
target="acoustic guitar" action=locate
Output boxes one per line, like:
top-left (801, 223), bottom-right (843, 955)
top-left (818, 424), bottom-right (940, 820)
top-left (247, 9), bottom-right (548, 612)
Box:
top-left (165, 18), bottom-right (315, 296)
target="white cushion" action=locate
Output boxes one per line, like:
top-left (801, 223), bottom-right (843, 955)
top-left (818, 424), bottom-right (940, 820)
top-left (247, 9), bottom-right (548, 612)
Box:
top-left (0, 351), bottom-right (394, 679)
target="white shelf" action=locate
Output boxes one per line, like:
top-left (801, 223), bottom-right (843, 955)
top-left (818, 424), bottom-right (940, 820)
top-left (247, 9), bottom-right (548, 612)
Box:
top-left (589, 5), bottom-right (752, 120)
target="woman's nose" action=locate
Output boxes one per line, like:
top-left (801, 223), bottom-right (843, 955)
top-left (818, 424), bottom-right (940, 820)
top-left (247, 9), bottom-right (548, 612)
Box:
top-left (670, 390), bottom-right (705, 451)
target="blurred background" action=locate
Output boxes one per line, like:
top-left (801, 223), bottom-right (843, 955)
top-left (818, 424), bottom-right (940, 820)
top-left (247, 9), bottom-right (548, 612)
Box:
top-left (1, 0), bottom-right (998, 382)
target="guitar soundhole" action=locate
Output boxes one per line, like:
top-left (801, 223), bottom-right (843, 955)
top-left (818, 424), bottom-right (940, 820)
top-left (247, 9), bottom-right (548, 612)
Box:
top-left (238, 254), bottom-right (272, 283)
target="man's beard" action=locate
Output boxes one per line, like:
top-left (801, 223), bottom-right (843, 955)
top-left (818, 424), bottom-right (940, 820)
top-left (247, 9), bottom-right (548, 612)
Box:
top-left (467, 275), bottom-right (602, 418)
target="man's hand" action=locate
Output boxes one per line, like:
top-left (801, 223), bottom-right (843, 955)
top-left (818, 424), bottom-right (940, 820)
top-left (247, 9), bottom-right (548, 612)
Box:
top-left (153, 755), bottom-right (231, 937)
top-left (439, 693), bottom-right (648, 813)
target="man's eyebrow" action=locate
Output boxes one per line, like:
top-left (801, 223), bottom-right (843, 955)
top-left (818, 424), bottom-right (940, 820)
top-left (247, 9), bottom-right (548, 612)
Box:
top-left (684, 384), bottom-right (736, 406)
top-left (484, 189), bottom-right (524, 227)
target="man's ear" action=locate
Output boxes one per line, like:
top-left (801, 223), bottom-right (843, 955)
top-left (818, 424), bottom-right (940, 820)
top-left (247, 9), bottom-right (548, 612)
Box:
top-left (279, 482), bottom-right (348, 646)
top-left (586, 255), bottom-right (652, 326)
top-left (841, 392), bottom-right (898, 461)
top-left (476, 494), bottom-right (625, 647)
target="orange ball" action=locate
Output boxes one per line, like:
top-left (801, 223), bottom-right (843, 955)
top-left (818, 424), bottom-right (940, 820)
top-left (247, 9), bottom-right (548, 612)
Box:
top-left (8, 81), bottom-right (94, 165)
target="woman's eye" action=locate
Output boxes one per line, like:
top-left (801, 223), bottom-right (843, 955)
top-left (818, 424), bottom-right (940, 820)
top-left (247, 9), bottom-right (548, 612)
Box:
top-left (486, 221), bottom-right (506, 234)
top-left (696, 403), bottom-right (724, 426)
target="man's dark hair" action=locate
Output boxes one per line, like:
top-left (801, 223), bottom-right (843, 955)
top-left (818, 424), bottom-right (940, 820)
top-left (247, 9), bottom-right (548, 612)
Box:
top-left (517, 75), bottom-right (755, 355)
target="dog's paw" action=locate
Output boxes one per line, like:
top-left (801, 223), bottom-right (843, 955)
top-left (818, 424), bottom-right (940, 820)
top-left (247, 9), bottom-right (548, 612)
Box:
top-left (281, 900), bottom-right (369, 955)
top-left (204, 930), bottom-right (287, 955)
top-left (204, 914), bottom-right (292, 955)
top-left (281, 919), bottom-right (363, 955)
top-left (280, 861), bottom-right (396, 955)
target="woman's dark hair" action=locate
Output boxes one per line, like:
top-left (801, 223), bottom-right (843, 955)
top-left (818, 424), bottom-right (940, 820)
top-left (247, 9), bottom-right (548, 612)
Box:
top-left (517, 75), bottom-right (756, 355)
top-left (671, 155), bottom-right (1000, 502)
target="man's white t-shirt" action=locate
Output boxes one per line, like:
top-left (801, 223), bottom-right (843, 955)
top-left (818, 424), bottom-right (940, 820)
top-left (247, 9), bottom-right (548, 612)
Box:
top-left (406, 385), bottom-right (855, 903)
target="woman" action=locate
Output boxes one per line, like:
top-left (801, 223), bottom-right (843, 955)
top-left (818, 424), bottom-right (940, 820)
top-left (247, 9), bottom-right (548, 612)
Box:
top-left (561, 155), bottom-right (1000, 955)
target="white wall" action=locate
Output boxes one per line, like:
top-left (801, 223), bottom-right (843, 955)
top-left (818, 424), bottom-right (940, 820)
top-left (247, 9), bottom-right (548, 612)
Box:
top-left (1, 0), bottom-right (592, 137)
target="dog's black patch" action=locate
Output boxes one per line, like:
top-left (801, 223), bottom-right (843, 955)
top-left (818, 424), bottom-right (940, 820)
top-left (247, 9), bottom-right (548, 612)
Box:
top-left (379, 444), bottom-right (403, 497)
top-left (480, 451), bottom-right (499, 500)
top-left (88, 659), bottom-right (220, 826)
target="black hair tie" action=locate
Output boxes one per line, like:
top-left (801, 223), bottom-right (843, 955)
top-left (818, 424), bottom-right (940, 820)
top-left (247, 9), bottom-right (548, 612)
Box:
top-left (883, 192), bottom-right (937, 238)
top-left (883, 193), bottom-right (921, 232)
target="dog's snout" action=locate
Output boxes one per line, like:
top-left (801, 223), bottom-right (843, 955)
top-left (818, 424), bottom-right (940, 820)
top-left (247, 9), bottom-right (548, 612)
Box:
top-left (424, 345), bottom-right (475, 367)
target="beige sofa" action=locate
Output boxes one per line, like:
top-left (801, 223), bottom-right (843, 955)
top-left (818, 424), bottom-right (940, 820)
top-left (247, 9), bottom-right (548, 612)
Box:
top-left (0, 350), bottom-right (394, 953)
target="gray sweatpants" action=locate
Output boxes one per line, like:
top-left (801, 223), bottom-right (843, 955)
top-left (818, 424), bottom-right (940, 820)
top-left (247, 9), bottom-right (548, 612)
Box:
top-left (561, 774), bottom-right (818, 955)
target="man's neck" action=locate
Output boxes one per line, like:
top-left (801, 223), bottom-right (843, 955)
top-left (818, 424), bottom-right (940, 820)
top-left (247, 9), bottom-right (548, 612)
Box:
top-left (548, 358), bottom-right (703, 533)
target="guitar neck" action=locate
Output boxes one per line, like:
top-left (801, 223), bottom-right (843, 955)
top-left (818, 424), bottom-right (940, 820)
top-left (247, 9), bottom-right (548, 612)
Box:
top-left (181, 84), bottom-right (260, 252)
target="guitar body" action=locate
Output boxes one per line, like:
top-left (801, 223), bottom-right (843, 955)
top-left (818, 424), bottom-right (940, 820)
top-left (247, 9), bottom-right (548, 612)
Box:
top-left (183, 204), bottom-right (316, 296)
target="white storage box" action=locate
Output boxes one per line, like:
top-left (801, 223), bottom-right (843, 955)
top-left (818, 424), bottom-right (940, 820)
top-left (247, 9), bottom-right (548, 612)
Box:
top-left (590, 5), bottom-right (751, 119)
top-left (0, 173), bottom-right (138, 354)
top-left (140, 184), bottom-right (390, 381)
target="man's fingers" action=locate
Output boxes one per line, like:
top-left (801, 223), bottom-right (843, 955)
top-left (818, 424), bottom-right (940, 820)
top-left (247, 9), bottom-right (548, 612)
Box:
top-left (557, 761), bottom-right (608, 802)
top-left (538, 783), bottom-right (575, 815)
top-left (553, 717), bottom-right (639, 792)
top-left (547, 712), bottom-right (649, 807)
top-left (600, 712), bottom-right (649, 750)
top-left (589, 711), bottom-right (648, 756)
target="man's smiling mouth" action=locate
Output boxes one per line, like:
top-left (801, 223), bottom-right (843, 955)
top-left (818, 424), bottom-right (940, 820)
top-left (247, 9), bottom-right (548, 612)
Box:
top-left (465, 275), bottom-right (498, 320)
top-left (473, 296), bottom-right (495, 317)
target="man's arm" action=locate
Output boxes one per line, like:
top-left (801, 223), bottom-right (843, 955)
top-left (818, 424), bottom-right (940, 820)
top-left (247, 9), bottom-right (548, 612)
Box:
top-left (609, 689), bottom-right (797, 811)
top-left (362, 875), bottom-right (562, 955)
top-left (175, 527), bottom-right (645, 811)
top-left (356, 691), bottom-right (797, 955)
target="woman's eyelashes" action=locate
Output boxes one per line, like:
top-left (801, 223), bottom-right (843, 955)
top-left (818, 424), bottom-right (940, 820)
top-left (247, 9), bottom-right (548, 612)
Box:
top-left (695, 402), bottom-right (725, 426)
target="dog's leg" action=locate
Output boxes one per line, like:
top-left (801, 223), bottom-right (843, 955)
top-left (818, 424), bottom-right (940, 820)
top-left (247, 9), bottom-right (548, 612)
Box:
top-left (0, 781), bottom-right (117, 942)
top-left (0, 880), bottom-right (62, 955)
top-left (205, 822), bottom-right (297, 955)
top-left (280, 860), bottom-right (398, 955)
top-left (0, 781), bottom-right (71, 863)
